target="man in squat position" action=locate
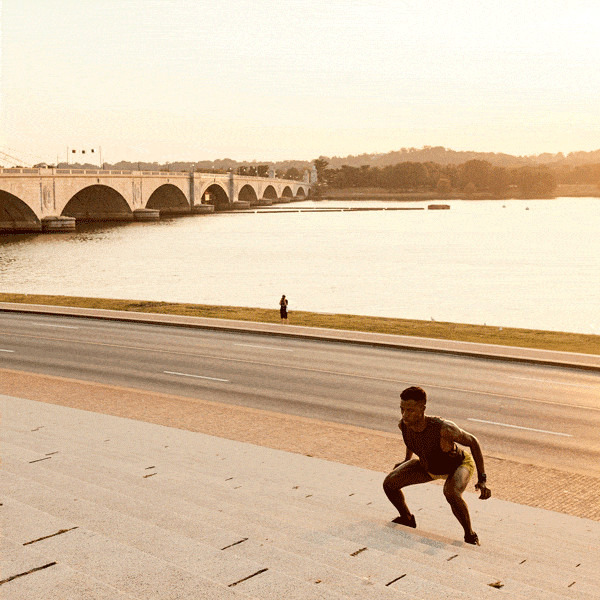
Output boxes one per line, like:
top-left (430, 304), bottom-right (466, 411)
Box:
top-left (383, 386), bottom-right (491, 545)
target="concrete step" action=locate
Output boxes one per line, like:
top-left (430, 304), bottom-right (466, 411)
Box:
top-left (3, 438), bottom-right (592, 600)
top-left (4, 416), bottom-right (598, 596)
top-left (1, 456), bottom-right (418, 600)
top-left (0, 535), bottom-right (140, 600)
top-left (3, 395), bottom-right (599, 599)
top-left (6, 410), bottom-right (600, 558)
top-left (2, 470), bottom-right (358, 600)
top-left (0, 495), bottom-right (256, 600)
top-left (6, 423), bottom-right (598, 589)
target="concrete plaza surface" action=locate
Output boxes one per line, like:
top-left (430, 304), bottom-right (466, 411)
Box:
top-left (2, 394), bottom-right (600, 600)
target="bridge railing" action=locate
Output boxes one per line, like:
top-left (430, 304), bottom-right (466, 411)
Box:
top-left (0, 168), bottom-right (191, 176)
top-left (0, 167), bottom-right (310, 185)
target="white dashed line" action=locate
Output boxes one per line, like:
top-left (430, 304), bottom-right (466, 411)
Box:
top-left (467, 418), bottom-right (572, 437)
top-left (35, 323), bottom-right (79, 329)
top-left (234, 343), bottom-right (293, 351)
top-left (511, 376), bottom-right (599, 389)
top-left (163, 370), bottom-right (229, 382)
top-left (0, 349), bottom-right (15, 353)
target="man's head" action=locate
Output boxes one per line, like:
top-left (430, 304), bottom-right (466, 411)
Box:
top-left (400, 386), bottom-right (427, 429)
top-left (400, 386), bottom-right (427, 405)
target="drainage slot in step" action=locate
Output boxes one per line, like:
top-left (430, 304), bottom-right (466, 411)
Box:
top-left (28, 456), bottom-right (52, 464)
top-left (0, 562), bottom-right (57, 585)
top-left (228, 568), bottom-right (268, 587)
top-left (23, 527), bottom-right (79, 546)
top-left (386, 574), bottom-right (406, 586)
top-left (221, 538), bottom-right (249, 550)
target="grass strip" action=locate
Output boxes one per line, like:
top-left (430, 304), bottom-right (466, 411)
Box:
top-left (1, 292), bottom-right (598, 355)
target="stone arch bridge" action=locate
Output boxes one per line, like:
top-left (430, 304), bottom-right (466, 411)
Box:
top-left (0, 168), bottom-right (311, 232)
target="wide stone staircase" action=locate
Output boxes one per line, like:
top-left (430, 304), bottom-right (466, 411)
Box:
top-left (1, 394), bottom-right (598, 599)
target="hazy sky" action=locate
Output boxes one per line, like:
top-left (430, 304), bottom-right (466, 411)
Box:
top-left (1, 0), bottom-right (599, 165)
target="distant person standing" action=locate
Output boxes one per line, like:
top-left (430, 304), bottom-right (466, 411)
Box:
top-left (279, 294), bottom-right (289, 323)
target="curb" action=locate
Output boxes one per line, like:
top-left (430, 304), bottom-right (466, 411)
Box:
top-left (2, 302), bottom-right (599, 372)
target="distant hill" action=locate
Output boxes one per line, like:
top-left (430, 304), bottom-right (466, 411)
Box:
top-left (320, 147), bottom-right (600, 168)
top-left (55, 146), bottom-right (600, 173)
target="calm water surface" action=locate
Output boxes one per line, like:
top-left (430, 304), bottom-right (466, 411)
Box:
top-left (1, 198), bottom-right (599, 334)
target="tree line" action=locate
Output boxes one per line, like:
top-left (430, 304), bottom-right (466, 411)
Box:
top-left (316, 159), bottom-right (560, 198)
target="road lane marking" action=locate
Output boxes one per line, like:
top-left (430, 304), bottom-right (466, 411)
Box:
top-left (511, 376), bottom-right (599, 389)
top-left (234, 343), bottom-right (293, 351)
top-left (163, 370), bottom-right (229, 383)
top-left (35, 323), bottom-right (79, 329)
top-left (0, 349), bottom-right (15, 353)
top-left (2, 330), bottom-right (599, 412)
top-left (467, 418), bottom-right (572, 437)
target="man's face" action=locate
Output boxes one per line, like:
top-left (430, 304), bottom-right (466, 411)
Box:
top-left (400, 399), bottom-right (425, 428)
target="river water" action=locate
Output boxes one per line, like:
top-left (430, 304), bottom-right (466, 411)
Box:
top-left (1, 198), bottom-right (599, 334)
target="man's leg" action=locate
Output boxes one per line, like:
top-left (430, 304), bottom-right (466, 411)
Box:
top-left (443, 465), bottom-right (478, 543)
top-left (383, 459), bottom-right (432, 525)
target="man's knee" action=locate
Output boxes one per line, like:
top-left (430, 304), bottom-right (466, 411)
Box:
top-left (383, 470), bottom-right (407, 494)
top-left (443, 483), bottom-right (463, 504)
top-left (383, 472), bottom-right (396, 494)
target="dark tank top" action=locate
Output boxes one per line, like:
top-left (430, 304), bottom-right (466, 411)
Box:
top-left (401, 416), bottom-right (464, 475)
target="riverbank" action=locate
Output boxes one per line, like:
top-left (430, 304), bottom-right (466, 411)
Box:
top-left (319, 184), bottom-right (600, 201)
top-left (1, 292), bottom-right (598, 355)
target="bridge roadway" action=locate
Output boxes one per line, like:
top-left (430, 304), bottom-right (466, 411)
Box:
top-left (0, 168), bottom-right (311, 233)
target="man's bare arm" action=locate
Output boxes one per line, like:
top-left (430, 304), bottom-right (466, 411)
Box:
top-left (394, 448), bottom-right (414, 469)
top-left (441, 421), bottom-right (491, 499)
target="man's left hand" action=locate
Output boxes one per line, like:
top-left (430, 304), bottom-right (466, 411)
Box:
top-left (475, 482), bottom-right (491, 500)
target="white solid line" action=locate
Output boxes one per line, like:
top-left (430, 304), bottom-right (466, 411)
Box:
top-left (234, 343), bottom-right (293, 351)
top-left (0, 349), bottom-right (15, 353)
top-left (163, 370), bottom-right (229, 383)
top-left (467, 418), bottom-right (572, 437)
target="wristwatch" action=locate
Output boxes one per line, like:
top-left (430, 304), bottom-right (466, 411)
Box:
top-left (477, 473), bottom-right (487, 483)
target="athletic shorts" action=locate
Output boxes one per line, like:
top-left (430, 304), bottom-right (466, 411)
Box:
top-left (428, 453), bottom-right (475, 480)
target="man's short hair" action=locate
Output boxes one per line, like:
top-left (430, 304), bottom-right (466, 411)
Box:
top-left (400, 386), bottom-right (427, 404)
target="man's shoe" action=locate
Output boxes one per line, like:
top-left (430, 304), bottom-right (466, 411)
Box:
top-left (391, 514), bottom-right (416, 528)
top-left (464, 532), bottom-right (480, 545)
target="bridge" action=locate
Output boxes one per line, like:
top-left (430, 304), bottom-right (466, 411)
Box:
top-left (0, 168), bottom-right (312, 232)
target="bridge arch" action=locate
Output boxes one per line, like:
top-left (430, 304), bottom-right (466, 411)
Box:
top-left (238, 184), bottom-right (258, 205)
top-left (62, 185), bottom-right (132, 222)
top-left (0, 190), bottom-right (41, 232)
top-left (295, 187), bottom-right (306, 198)
top-left (282, 186), bottom-right (293, 198)
top-left (202, 183), bottom-right (230, 210)
top-left (262, 185), bottom-right (277, 200)
top-left (146, 184), bottom-right (190, 215)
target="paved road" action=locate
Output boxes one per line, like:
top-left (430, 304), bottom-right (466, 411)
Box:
top-left (1, 311), bottom-right (599, 477)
